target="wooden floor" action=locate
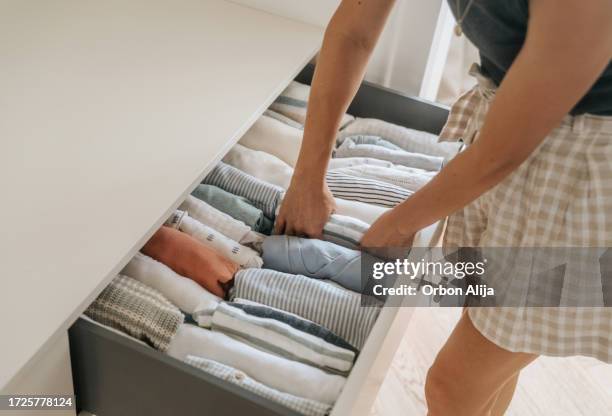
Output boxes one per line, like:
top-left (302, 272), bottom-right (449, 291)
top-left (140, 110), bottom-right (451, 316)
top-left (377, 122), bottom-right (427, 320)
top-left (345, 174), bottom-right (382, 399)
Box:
top-left (370, 308), bottom-right (612, 416)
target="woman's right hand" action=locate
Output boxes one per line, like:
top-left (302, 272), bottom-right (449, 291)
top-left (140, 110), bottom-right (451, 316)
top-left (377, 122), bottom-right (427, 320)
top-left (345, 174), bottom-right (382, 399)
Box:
top-left (274, 174), bottom-right (336, 238)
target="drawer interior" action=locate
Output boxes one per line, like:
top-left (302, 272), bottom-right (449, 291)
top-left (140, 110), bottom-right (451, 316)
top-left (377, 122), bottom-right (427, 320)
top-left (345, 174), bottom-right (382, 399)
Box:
top-left (69, 65), bottom-right (450, 416)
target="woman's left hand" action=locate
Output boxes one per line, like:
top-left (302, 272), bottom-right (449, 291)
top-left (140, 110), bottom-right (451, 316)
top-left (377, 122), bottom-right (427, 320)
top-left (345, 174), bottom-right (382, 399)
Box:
top-left (360, 209), bottom-right (415, 249)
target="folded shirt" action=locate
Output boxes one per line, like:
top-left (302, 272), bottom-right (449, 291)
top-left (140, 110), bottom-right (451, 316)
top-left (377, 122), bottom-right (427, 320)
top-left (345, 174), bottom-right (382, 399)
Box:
top-left (223, 144), bottom-right (293, 189)
top-left (322, 214), bottom-right (369, 250)
top-left (328, 156), bottom-right (402, 170)
top-left (122, 253), bottom-right (221, 328)
top-left (192, 184), bottom-right (273, 235)
top-left (179, 195), bottom-right (263, 245)
top-left (184, 356), bottom-right (331, 416)
top-left (326, 170), bottom-right (412, 208)
top-left (239, 113), bottom-right (304, 167)
top-left (344, 134), bottom-right (402, 150)
top-left (175, 212), bottom-right (263, 268)
top-left (330, 164), bottom-right (435, 192)
top-left (167, 324), bottom-right (346, 405)
top-left (338, 118), bottom-right (462, 161)
top-left (229, 300), bottom-right (358, 354)
top-left (203, 162), bottom-right (283, 219)
top-left (231, 268), bottom-right (381, 349)
top-left (333, 197), bottom-right (388, 225)
top-left (84, 275), bottom-right (184, 352)
top-left (263, 109), bottom-right (304, 130)
top-left (269, 81), bottom-right (355, 128)
top-left (142, 226), bottom-right (239, 298)
top-left (334, 137), bottom-right (444, 172)
top-left (262, 236), bottom-right (362, 293)
top-left (211, 302), bottom-right (355, 373)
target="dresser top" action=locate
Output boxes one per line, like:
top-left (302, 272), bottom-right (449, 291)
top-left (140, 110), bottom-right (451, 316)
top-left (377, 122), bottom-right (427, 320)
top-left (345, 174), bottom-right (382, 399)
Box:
top-left (0, 0), bottom-right (322, 388)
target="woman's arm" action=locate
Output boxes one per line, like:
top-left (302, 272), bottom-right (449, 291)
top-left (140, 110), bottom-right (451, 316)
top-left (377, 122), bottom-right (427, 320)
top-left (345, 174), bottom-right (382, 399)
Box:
top-left (274, 0), bottom-right (396, 237)
top-left (361, 0), bottom-right (612, 247)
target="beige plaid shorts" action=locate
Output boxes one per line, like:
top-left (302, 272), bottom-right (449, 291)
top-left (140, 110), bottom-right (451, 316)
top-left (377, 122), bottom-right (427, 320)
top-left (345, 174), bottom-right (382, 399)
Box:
top-left (440, 65), bottom-right (612, 363)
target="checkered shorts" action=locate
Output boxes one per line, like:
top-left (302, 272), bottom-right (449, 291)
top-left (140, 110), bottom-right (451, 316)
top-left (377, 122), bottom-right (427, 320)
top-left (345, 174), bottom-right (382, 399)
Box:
top-left (440, 64), bottom-right (612, 363)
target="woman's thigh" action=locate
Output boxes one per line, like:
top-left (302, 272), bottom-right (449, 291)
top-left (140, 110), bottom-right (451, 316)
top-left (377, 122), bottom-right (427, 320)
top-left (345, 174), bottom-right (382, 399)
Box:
top-left (425, 310), bottom-right (537, 416)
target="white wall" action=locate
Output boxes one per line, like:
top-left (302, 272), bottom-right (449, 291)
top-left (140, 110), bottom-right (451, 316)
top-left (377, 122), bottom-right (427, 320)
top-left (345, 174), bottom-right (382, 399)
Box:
top-left (230, 0), bottom-right (448, 97)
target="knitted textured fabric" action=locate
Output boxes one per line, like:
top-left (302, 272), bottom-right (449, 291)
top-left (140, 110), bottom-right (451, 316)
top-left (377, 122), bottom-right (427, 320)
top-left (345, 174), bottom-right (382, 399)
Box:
top-left (84, 275), bottom-right (184, 351)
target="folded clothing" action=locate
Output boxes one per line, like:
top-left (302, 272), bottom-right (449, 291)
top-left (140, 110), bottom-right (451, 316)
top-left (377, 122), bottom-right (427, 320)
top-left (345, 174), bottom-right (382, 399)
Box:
top-left (328, 156), bottom-right (402, 170)
top-left (185, 356), bottom-right (331, 416)
top-left (167, 324), bottom-right (346, 404)
top-left (333, 197), bottom-right (388, 224)
top-left (231, 268), bottom-right (381, 349)
top-left (84, 275), bottom-right (183, 352)
top-left (239, 113), bottom-right (303, 167)
top-left (179, 195), bottom-right (263, 245)
top-left (335, 137), bottom-right (443, 172)
top-left (263, 109), bottom-right (304, 130)
top-left (262, 236), bottom-right (362, 293)
top-left (142, 226), bottom-right (239, 298)
top-left (212, 302), bottom-right (355, 373)
top-left (326, 170), bottom-right (412, 208)
top-left (223, 144), bottom-right (293, 189)
top-left (330, 164), bottom-right (435, 192)
top-left (338, 118), bottom-right (462, 161)
top-left (229, 300), bottom-right (358, 354)
top-left (177, 212), bottom-right (263, 268)
top-left (192, 184), bottom-right (273, 235)
top-left (322, 214), bottom-right (368, 250)
top-left (344, 135), bottom-right (402, 150)
top-left (203, 162), bottom-right (283, 219)
top-left (122, 253), bottom-right (220, 328)
top-left (269, 81), bottom-right (354, 128)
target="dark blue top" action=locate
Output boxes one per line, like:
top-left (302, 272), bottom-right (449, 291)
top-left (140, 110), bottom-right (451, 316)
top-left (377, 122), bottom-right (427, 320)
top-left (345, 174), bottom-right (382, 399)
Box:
top-left (447, 0), bottom-right (612, 115)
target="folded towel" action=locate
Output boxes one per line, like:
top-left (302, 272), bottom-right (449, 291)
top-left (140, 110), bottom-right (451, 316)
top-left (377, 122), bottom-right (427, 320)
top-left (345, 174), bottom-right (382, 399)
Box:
top-left (178, 212), bottom-right (263, 268)
top-left (333, 197), bottom-right (388, 224)
top-left (167, 324), bottom-right (346, 404)
top-left (84, 275), bottom-right (183, 351)
top-left (322, 214), bottom-right (369, 250)
top-left (326, 170), bottom-right (413, 208)
top-left (223, 144), bottom-right (293, 189)
top-left (142, 226), bottom-right (239, 298)
top-left (262, 236), bottom-right (362, 293)
top-left (239, 113), bottom-right (304, 167)
top-left (203, 162), bottom-right (283, 219)
top-left (330, 164), bottom-right (435, 192)
top-left (192, 184), bottom-right (273, 234)
top-left (211, 302), bottom-right (355, 373)
top-left (338, 118), bottom-right (461, 161)
top-left (179, 195), bottom-right (263, 245)
top-left (122, 253), bottom-right (220, 328)
top-left (269, 81), bottom-right (354, 128)
top-left (335, 137), bottom-right (444, 172)
top-left (185, 356), bottom-right (331, 416)
top-left (231, 268), bottom-right (381, 349)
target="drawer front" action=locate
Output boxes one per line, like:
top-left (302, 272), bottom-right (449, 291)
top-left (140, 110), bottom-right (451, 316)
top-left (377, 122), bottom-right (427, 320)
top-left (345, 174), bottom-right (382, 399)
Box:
top-left (70, 65), bottom-right (450, 416)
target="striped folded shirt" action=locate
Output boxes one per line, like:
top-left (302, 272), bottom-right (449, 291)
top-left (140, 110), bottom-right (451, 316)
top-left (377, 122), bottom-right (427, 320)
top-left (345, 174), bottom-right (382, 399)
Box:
top-left (326, 170), bottom-right (413, 208)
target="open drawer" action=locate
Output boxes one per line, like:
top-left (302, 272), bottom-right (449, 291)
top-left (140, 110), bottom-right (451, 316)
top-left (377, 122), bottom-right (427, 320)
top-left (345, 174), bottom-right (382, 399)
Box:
top-left (69, 64), bottom-right (450, 416)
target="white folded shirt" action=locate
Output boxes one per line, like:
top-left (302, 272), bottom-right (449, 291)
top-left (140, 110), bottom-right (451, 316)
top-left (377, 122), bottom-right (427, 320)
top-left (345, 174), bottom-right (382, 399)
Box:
top-left (166, 324), bottom-right (346, 405)
top-left (179, 195), bottom-right (263, 245)
top-left (334, 197), bottom-right (388, 224)
top-left (121, 253), bottom-right (220, 328)
top-left (239, 114), bottom-right (303, 167)
top-left (330, 164), bottom-right (435, 192)
top-left (223, 144), bottom-right (293, 189)
top-left (178, 213), bottom-right (263, 268)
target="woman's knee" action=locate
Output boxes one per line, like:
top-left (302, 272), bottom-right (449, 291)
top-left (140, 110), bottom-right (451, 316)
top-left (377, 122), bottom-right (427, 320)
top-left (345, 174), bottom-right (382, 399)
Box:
top-left (425, 359), bottom-right (464, 415)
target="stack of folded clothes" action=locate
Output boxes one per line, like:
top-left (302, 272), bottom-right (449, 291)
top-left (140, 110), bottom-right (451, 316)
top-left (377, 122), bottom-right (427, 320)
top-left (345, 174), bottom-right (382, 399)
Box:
top-left (84, 84), bottom-right (461, 414)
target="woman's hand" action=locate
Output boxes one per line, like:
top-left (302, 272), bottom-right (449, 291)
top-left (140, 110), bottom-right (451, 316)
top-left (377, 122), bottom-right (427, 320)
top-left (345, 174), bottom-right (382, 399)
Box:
top-left (360, 209), bottom-right (415, 249)
top-left (274, 175), bottom-right (336, 238)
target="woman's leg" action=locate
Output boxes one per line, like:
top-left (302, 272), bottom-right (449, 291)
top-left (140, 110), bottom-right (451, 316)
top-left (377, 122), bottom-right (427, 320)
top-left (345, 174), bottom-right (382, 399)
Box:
top-left (425, 311), bottom-right (537, 416)
top-left (490, 374), bottom-right (519, 415)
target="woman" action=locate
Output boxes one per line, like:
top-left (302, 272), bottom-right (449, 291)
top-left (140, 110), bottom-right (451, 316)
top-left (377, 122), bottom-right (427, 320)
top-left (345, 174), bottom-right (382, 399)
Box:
top-left (274, 0), bottom-right (612, 415)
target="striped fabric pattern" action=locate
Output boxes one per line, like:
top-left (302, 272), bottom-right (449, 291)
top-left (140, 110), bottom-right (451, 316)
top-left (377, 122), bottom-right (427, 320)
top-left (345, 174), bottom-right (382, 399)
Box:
top-left (322, 214), bottom-right (369, 250)
top-left (211, 302), bottom-right (356, 373)
top-left (326, 170), bottom-right (412, 208)
top-left (184, 356), bottom-right (331, 416)
top-left (231, 268), bottom-right (381, 349)
top-left (203, 162), bottom-right (283, 219)
top-left (84, 275), bottom-right (184, 351)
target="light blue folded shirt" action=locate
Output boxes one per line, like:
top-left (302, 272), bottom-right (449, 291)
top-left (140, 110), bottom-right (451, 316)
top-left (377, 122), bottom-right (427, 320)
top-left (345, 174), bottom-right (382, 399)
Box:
top-left (262, 236), bottom-right (362, 293)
